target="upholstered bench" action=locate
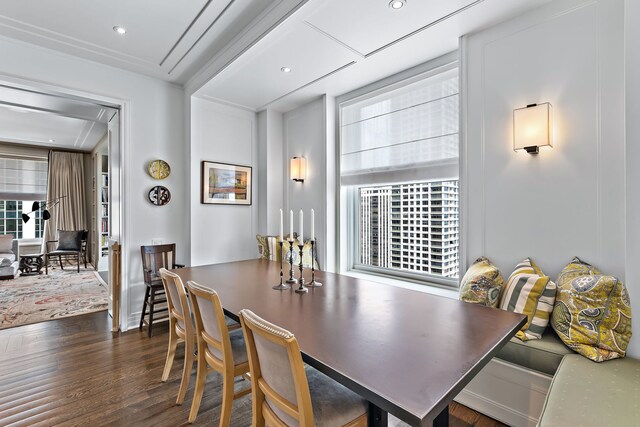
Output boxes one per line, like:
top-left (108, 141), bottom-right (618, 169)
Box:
top-left (538, 354), bottom-right (640, 426)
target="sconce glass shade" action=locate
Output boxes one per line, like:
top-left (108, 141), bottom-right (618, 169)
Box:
top-left (513, 103), bottom-right (553, 154)
top-left (290, 157), bottom-right (307, 182)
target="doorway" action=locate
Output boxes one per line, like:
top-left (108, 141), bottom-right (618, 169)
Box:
top-left (0, 80), bottom-right (124, 330)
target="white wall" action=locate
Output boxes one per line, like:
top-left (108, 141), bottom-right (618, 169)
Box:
top-left (0, 36), bottom-right (187, 330)
top-left (625, 0), bottom-right (640, 358)
top-left (190, 97), bottom-right (258, 266)
top-left (463, 0), bottom-right (635, 355)
top-left (257, 109), bottom-right (284, 235)
top-left (284, 97), bottom-right (327, 267)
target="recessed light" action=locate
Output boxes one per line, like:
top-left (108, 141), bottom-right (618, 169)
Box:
top-left (48, 139), bottom-right (55, 143)
top-left (281, 67), bottom-right (292, 73)
top-left (113, 26), bottom-right (127, 35)
top-left (389, 0), bottom-right (406, 9)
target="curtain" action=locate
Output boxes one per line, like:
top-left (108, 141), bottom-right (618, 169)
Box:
top-left (43, 151), bottom-right (87, 246)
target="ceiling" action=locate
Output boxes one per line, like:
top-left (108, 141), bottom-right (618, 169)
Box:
top-left (0, 85), bottom-right (117, 151)
top-left (0, 0), bottom-right (292, 84)
top-left (195, 0), bottom-right (551, 112)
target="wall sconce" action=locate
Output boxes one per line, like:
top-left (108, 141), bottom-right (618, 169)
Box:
top-left (290, 156), bottom-right (307, 183)
top-left (513, 102), bottom-right (553, 154)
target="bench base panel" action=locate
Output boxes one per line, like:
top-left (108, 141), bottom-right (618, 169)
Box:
top-left (455, 358), bottom-right (552, 427)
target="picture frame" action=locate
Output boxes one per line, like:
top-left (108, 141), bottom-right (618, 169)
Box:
top-left (201, 161), bottom-right (252, 205)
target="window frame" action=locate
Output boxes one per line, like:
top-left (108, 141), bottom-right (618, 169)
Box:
top-left (336, 51), bottom-right (462, 289)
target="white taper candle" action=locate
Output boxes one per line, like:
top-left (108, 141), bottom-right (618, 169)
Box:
top-left (289, 210), bottom-right (293, 241)
top-left (279, 209), bottom-right (283, 241)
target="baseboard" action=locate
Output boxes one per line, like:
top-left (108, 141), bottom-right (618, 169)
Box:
top-left (454, 358), bottom-right (552, 427)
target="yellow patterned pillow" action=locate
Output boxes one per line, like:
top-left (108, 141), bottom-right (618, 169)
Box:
top-left (551, 257), bottom-right (632, 362)
top-left (499, 258), bottom-right (556, 341)
top-left (255, 234), bottom-right (319, 270)
top-left (459, 257), bottom-right (504, 307)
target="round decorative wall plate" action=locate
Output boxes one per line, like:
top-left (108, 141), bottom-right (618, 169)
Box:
top-left (148, 186), bottom-right (171, 206)
top-left (148, 159), bottom-right (171, 180)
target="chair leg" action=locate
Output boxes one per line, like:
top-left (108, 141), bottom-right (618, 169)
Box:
top-left (148, 287), bottom-right (156, 338)
top-left (77, 254), bottom-right (80, 272)
top-left (219, 371), bottom-right (235, 427)
top-left (45, 254), bottom-right (48, 274)
top-left (139, 286), bottom-right (150, 330)
top-left (161, 324), bottom-right (178, 382)
top-left (59, 255), bottom-right (64, 270)
top-left (188, 350), bottom-right (208, 423)
top-left (176, 340), bottom-right (195, 405)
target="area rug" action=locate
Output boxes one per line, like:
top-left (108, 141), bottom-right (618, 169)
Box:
top-left (0, 269), bottom-right (108, 329)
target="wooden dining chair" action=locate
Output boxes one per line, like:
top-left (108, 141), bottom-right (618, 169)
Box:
top-left (185, 281), bottom-right (250, 425)
top-left (158, 268), bottom-right (195, 406)
top-left (140, 244), bottom-right (183, 337)
top-left (239, 309), bottom-right (369, 427)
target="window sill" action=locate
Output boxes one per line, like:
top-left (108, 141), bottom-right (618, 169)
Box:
top-left (340, 269), bottom-right (460, 300)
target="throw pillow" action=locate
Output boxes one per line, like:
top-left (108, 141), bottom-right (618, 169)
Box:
top-left (57, 230), bottom-right (83, 251)
top-left (0, 234), bottom-right (13, 253)
top-left (255, 234), bottom-right (320, 270)
top-left (499, 258), bottom-right (556, 341)
top-left (551, 257), bottom-right (632, 362)
top-left (459, 257), bottom-right (504, 307)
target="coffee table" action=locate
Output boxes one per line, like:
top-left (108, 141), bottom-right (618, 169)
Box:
top-left (19, 253), bottom-right (44, 275)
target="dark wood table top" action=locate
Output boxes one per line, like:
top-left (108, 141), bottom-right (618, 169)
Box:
top-left (174, 259), bottom-right (526, 426)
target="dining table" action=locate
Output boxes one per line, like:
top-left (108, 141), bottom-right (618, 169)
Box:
top-left (173, 259), bottom-right (526, 427)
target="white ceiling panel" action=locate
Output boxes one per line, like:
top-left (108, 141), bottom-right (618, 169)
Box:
top-left (304, 0), bottom-right (477, 56)
top-left (196, 0), bottom-right (551, 112)
top-left (0, 0), bottom-right (306, 84)
top-left (0, 0), bottom-right (208, 65)
top-left (0, 105), bottom-right (106, 150)
top-left (199, 19), bottom-right (360, 109)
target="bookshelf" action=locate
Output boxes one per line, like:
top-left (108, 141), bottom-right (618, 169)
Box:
top-left (95, 153), bottom-right (109, 271)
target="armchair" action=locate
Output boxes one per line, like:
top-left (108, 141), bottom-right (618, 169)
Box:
top-left (45, 230), bottom-right (88, 274)
top-left (0, 235), bottom-right (19, 279)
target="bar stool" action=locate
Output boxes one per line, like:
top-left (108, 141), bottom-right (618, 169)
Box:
top-left (139, 244), bottom-right (183, 337)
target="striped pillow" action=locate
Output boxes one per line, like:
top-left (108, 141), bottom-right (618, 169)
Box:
top-left (500, 258), bottom-right (557, 341)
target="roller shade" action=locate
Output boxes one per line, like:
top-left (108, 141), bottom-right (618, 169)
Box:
top-left (341, 65), bottom-right (459, 185)
top-left (0, 157), bottom-right (48, 200)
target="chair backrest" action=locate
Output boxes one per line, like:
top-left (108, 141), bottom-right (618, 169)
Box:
top-left (239, 309), bottom-right (314, 426)
top-left (141, 244), bottom-right (176, 285)
top-left (159, 268), bottom-right (191, 334)
top-left (186, 281), bottom-right (234, 369)
top-left (56, 230), bottom-right (84, 251)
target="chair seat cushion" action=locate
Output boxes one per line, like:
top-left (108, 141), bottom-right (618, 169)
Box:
top-left (538, 354), bottom-right (640, 426)
top-left (306, 366), bottom-right (368, 427)
top-left (47, 250), bottom-right (80, 256)
top-left (208, 328), bottom-right (248, 365)
top-left (495, 329), bottom-right (573, 375)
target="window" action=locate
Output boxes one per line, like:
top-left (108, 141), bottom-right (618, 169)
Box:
top-left (0, 157), bottom-right (48, 239)
top-left (340, 60), bottom-right (460, 285)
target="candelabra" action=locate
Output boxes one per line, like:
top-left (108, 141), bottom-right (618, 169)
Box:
top-left (294, 243), bottom-right (308, 294)
top-left (307, 239), bottom-right (322, 287)
top-left (286, 239), bottom-right (297, 284)
top-left (272, 240), bottom-right (291, 290)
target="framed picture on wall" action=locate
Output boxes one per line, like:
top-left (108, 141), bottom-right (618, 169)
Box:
top-left (201, 161), bottom-right (252, 205)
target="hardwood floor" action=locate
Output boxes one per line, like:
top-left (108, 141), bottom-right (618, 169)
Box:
top-left (0, 312), bottom-right (505, 427)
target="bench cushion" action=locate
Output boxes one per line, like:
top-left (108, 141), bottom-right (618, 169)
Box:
top-left (496, 330), bottom-right (573, 375)
top-left (539, 354), bottom-right (640, 426)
